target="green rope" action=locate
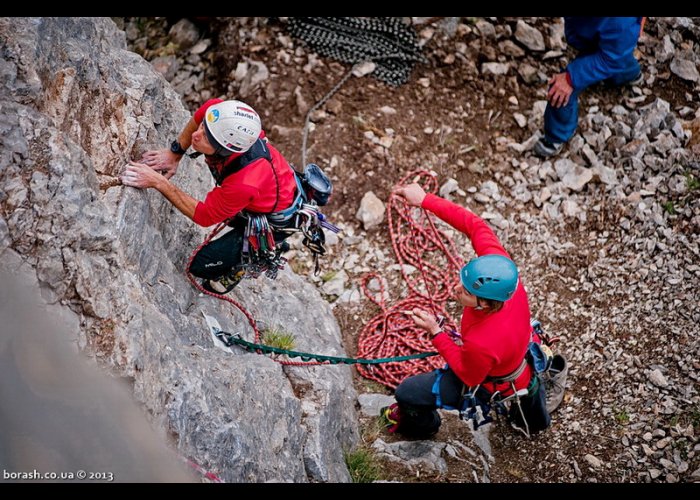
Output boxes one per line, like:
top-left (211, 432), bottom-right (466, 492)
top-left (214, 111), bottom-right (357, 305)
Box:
top-left (215, 331), bottom-right (438, 365)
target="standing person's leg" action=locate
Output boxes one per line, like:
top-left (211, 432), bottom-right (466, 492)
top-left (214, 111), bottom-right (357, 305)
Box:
top-left (607, 54), bottom-right (642, 86)
top-left (543, 86), bottom-right (583, 146)
top-left (385, 367), bottom-right (464, 438)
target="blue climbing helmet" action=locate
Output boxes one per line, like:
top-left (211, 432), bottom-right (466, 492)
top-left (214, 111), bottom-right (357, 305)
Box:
top-left (459, 254), bottom-right (519, 302)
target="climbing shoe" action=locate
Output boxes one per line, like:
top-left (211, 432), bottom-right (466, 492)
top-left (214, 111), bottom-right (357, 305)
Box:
top-left (379, 403), bottom-right (401, 434)
top-left (533, 137), bottom-right (564, 158)
top-left (202, 268), bottom-right (246, 294)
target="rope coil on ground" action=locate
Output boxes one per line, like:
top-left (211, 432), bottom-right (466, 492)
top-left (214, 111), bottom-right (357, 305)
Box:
top-left (287, 17), bottom-right (424, 87)
top-left (357, 170), bottom-right (466, 389)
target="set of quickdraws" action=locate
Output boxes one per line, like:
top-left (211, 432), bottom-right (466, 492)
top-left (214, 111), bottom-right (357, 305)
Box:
top-left (458, 378), bottom-right (534, 435)
top-left (280, 202), bottom-right (341, 274)
top-left (241, 214), bottom-right (286, 280)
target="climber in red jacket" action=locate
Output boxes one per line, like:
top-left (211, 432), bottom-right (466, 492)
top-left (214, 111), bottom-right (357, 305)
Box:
top-left (121, 99), bottom-right (299, 293)
top-left (380, 183), bottom-right (550, 438)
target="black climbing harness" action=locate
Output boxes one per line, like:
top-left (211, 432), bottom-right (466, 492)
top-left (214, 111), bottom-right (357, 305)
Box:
top-left (206, 139), bottom-right (338, 280)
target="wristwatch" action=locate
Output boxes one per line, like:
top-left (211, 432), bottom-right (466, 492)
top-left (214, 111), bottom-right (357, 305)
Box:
top-left (170, 140), bottom-right (187, 155)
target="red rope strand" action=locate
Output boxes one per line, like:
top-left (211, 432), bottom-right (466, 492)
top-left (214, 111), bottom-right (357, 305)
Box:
top-left (186, 222), bottom-right (327, 366)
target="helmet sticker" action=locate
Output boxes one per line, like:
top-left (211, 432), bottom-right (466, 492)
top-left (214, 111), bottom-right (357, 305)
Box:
top-left (207, 109), bottom-right (220, 123)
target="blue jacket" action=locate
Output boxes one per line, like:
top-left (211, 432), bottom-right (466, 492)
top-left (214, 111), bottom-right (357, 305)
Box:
top-left (565, 17), bottom-right (643, 89)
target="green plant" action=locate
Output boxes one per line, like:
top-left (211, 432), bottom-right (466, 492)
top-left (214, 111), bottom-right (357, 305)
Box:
top-left (345, 448), bottom-right (383, 483)
top-left (321, 270), bottom-right (338, 283)
top-left (691, 405), bottom-right (700, 429)
top-left (261, 327), bottom-right (296, 351)
top-left (614, 408), bottom-right (630, 425)
top-left (685, 172), bottom-right (700, 191)
top-left (662, 201), bottom-right (676, 215)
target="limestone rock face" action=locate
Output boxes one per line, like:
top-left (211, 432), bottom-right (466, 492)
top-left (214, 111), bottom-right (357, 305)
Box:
top-left (0, 17), bottom-right (358, 483)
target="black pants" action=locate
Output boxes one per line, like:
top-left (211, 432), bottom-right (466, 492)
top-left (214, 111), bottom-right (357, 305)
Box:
top-left (394, 367), bottom-right (465, 438)
top-left (189, 219), bottom-right (290, 280)
top-left (394, 367), bottom-right (550, 438)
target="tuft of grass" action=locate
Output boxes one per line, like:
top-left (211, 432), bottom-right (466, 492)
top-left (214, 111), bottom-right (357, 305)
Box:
top-left (321, 270), bottom-right (338, 283)
top-left (345, 448), bottom-right (383, 483)
top-left (261, 327), bottom-right (296, 351)
top-left (691, 405), bottom-right (700, 429)
top-left (686, 172), bottom-right (700, 191)
top-left (662, 201), bottom-right (676, 215)
top-left (614, 408), bottom-right (630, 425)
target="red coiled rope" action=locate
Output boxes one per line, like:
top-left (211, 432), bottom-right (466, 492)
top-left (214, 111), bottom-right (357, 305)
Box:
top-left (357, 170), bottom-right (465, 389)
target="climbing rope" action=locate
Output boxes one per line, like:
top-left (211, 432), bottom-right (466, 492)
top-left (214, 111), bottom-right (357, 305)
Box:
top-left (182, 457), bottom-right (223, 483)
top-left (186, 223), bottom-right (328, 366)
top-left (214, 329), bottom-right (437, 365)
top-left (288, 18), bottom-right (425, 171)
top-left (186, 223), bottom-right (437, 367)
top-left (287, 17), bottom-right (424, 87)
top-left (356, 170), bottom-right (466, 389)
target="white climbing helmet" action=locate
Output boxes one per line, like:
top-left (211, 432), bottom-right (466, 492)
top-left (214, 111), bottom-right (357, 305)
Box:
top-left (204, 100), bottom-right (261, 155)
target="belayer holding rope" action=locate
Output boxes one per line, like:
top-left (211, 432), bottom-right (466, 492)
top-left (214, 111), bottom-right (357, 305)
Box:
top-left (122, 98), bottom-right (334, 293)
top-left (380, 183), bottom-right (550, 438)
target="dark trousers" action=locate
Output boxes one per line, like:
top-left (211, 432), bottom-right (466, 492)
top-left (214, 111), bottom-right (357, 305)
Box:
top-left (394, 367), bottom-right (465, 438)
top-left (189, 219), bottom-right (291, 280)
top-left (395, 367), bottom-right (550, 438)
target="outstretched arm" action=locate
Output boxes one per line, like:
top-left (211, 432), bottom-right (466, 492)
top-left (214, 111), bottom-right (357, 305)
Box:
top-left (121, 161), bottom-right (198, 221)
top-left (395, 183), bottom-right (509, 258)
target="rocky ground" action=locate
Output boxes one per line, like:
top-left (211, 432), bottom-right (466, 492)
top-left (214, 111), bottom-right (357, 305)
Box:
top-left (117, 17), bottom-right (700, 483)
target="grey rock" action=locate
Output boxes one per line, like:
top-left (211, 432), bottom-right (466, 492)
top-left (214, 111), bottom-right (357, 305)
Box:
top-left (150, 55), bottom-right (179, 82)
top-left (358, 393), bottom-right (395, 417)
top-left (168, 19), bottom-right (199, 50)
top-left (499, 40), bottom-right (525, 58)
top-left (356, 191), bottom-right (386, 230)
top-left (518, 63), bottom-right (540, 84)
top-left (322, 269), bottom-right (348, 296)
top-left (657, 35), bottom-right (675, 63)
top-left (439, 178), bottom-right (460, 198)
top-left (514, 20), bottom-right (545, 51)
top-left (372, 438), bottom-right (448, 474)
top-left (481, 62), bottom-right (510, 76)
top-left (0, 17), bottom-right (358, 483)
top-left (554, 159), bottom-right (593, 192)
top-left (513, 112), bottom-right (527, 128)
top-left (648, 368), bottom-right (669, 388)
top-left (475, 20), bottom-right (496, 39)
top-left (548, 21), bottom-right (566, 50)
top-left (189, 39), bottom-right (211, 55)
top-left (670, 58), bottom-right (700, 83)
top-left (238, 60), bottom-right (270, 98)
top-left (584, 454), bottom-right (603, 468)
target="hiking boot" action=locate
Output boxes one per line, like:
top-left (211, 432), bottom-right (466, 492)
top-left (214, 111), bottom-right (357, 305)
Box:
top-left (379, 403), bottom-right (401, 433)
top-left (628, 72), bottom-right (644, 87)
top-left (202, 268), bottom-right (246, 294)
top-left (533, 137), bottom-right (564, 158)
top-left (544, 354), bottom-right (568, 414)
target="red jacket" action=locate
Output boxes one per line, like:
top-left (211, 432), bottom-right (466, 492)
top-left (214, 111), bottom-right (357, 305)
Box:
top-left (191, 99), bottom-right (297, 227)
top-left (424, 194), bottom-right (533, 395)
